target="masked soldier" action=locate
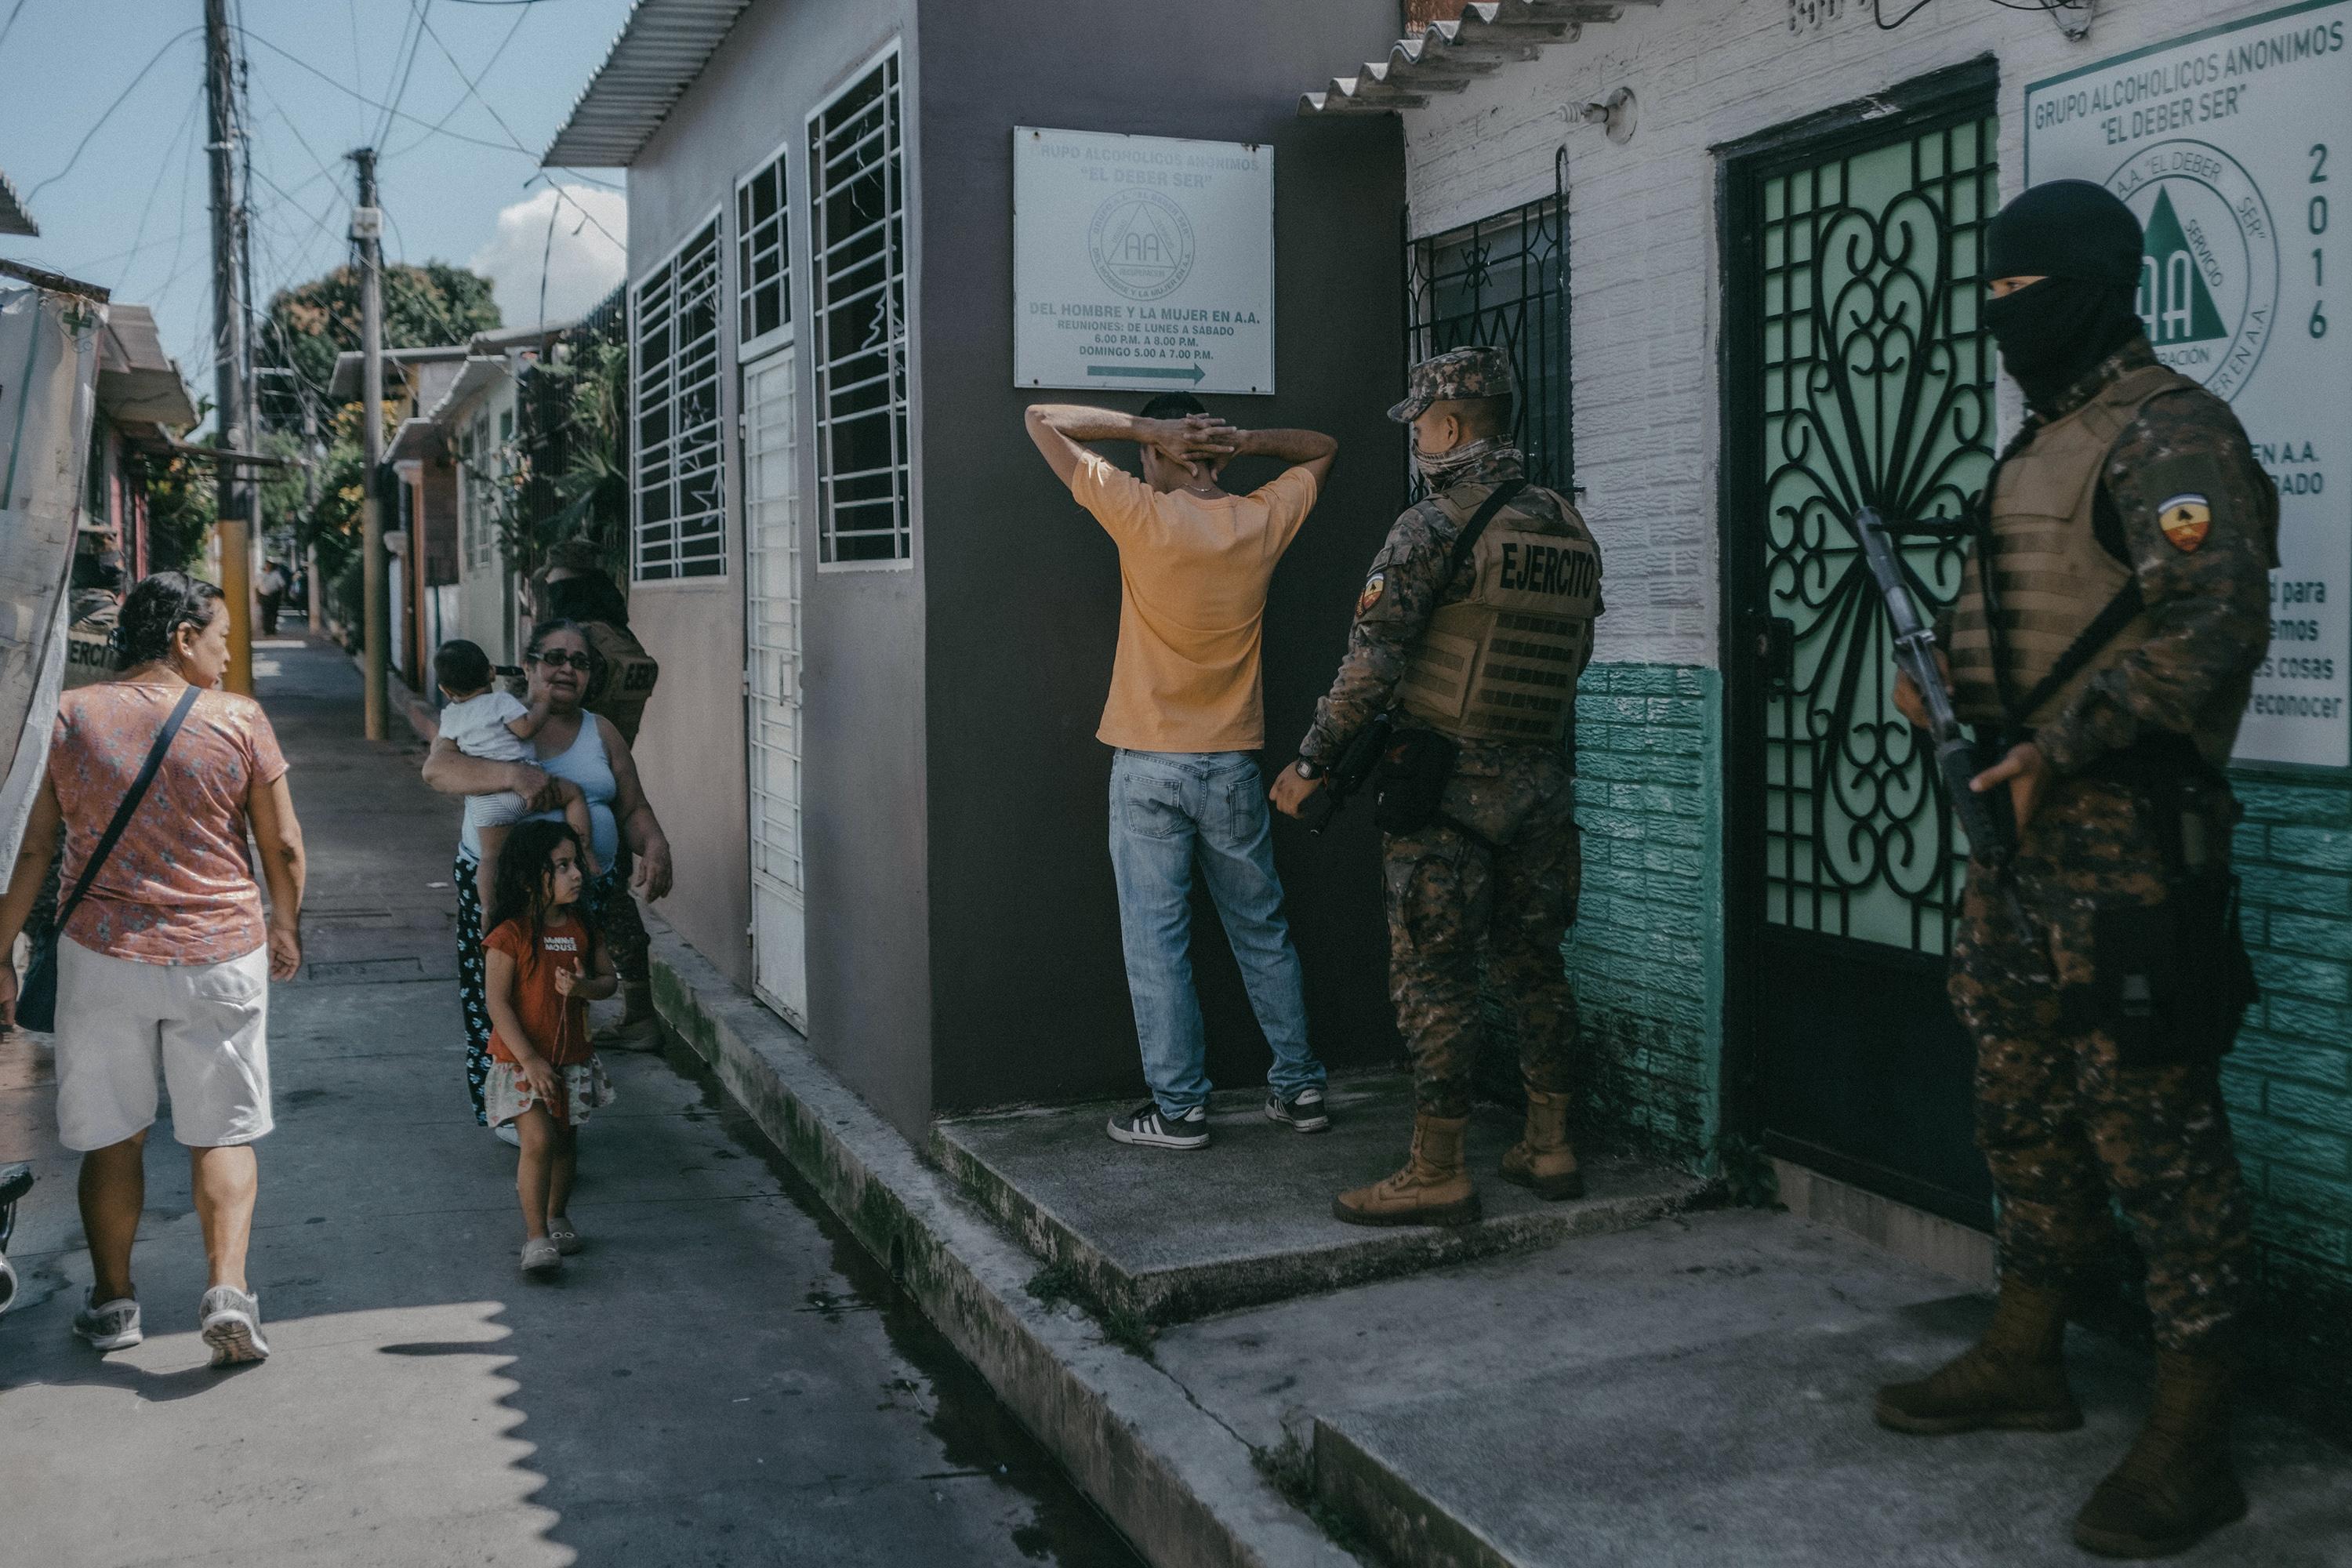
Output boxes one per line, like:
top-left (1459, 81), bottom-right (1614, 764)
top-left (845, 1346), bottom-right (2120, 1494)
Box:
top-left (1272, 346), bottom-right (1602, 1226)
top-left (1877, 181), bottom-right (2276, 1560)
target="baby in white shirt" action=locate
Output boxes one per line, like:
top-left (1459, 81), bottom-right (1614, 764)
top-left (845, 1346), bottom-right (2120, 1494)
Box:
top-left (434, 639), bottom-right (598, 911)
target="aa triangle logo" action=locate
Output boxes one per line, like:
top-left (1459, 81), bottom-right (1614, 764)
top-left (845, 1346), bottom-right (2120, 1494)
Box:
top-left (2140, 188), bottom-right (2228, 348)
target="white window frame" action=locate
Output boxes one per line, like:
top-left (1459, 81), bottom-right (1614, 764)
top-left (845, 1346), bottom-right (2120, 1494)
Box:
top-left (806, 42), bottom-right (912, 573)
top-left (629, 209), bottom-right (728, 583)
top-left (736, 136), bottom-right (796, 361)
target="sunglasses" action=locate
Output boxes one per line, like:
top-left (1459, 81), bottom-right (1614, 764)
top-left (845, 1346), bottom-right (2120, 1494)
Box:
top-left (531, 649), bottom-right (593, 670)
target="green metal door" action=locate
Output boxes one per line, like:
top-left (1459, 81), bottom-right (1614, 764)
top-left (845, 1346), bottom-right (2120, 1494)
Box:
top-left (1723, 70), bottom-right (2001, 1226)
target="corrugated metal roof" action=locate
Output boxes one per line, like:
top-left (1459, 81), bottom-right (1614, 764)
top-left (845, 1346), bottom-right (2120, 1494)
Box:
top-left (1298, 0), bottom-right (1658, 116)
top-left (542, 0), bottom-right (757, 169)
top-left (0, 167), bottom-right (35, 237)
top-left (96, 304), bottom-right (200, 430)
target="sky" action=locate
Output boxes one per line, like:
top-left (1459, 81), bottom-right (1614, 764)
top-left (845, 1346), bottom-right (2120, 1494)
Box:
top-left (0, 0), bottom-right (640, 428)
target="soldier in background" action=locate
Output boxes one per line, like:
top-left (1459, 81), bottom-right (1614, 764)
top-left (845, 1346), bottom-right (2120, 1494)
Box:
top-left (1876, 180), bottom-right (2275, 1560)
top-left (529, 538), bottom-right (662, 1045)
top-left (1272, 346), bottom-right (1602, 1227)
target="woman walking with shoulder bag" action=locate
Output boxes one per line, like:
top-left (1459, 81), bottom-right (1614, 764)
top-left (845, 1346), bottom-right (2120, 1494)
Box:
top-left (0, 573), bottom-right (306, 1367)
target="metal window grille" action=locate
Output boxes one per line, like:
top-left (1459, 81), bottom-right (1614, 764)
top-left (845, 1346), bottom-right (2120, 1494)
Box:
top-left (630, 217), bottom-right (726, 581)
top-left (738, 152), bottom-right (792, 350)
top-left (1403, 148), bottom-right (1572, 495)
top-left (463, 412), bottom-right (496, 568)
top-left (808, 52), bottom-right (911, 568)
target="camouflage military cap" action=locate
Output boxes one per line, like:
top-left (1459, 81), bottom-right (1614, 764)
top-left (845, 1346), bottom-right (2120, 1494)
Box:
top-left (1388, 346), bottom-right (1517, 423)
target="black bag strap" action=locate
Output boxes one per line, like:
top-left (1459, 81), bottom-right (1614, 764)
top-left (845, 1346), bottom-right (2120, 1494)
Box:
top-left (2013, 577), bottom-right (2145, 726)
top-left (55, 684), bottom-right (201, 928)
top-left (1442, 478), bottom-right (1530, 588)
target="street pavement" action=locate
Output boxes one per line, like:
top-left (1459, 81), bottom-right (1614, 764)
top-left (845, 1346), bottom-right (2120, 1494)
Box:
top-left (0, 633), bottom-right (1138, 1568)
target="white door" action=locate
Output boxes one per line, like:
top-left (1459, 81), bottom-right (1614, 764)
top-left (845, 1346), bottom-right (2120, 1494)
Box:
top-left (742, 347), bottom-right (808, 1029)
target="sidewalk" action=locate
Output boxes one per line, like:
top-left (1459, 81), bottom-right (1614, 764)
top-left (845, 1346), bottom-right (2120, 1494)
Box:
top-left (650, 867), bottom-right (2352, 1568)
top-left (0, 637), bottom-right (1138, 1567)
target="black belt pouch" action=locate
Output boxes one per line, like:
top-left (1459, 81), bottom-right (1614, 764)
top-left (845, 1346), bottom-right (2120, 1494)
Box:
top-left (1374, 728), bottom-right (1459, 836)
top-left (2091, 877), bottom-right (2255, 1068)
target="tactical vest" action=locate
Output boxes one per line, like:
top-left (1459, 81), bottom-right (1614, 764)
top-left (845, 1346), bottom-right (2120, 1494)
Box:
top-left (1397, 482), bottom-right (1600, 745)
top-left (583, 619), bottom-right (659, 747)
top-left (1947, 364), bottom-right (2205, 748)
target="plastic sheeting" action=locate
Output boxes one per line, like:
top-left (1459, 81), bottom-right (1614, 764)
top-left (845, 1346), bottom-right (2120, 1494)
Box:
top-left (0, 267), bottom-right (103, 871)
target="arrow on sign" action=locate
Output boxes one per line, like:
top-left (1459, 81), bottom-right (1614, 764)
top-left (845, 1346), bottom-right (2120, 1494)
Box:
top-left (1090, 364), bottom-right (1204, 383)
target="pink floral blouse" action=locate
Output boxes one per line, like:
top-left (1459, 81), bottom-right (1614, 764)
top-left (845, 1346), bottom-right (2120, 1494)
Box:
top-left (49, 683), bottom-right (289, 964)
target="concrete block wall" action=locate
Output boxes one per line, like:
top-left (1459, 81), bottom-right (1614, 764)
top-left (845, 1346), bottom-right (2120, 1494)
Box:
top-left (1567, 664), bottom-right (1721, 1170)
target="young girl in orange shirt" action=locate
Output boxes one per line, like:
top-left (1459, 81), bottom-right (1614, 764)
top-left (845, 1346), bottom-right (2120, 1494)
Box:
top-left (481, 820), bottom-right (617, 1276)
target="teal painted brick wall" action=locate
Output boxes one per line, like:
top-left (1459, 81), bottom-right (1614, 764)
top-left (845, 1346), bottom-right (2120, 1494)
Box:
top-left (2220, 772), bottom-right (2352, 1423)
top-left (1566, 664), bottom-right (1722, 1171)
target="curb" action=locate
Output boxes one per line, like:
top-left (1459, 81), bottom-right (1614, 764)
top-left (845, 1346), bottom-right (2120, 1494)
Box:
top-left (645, 917), bottom-right (1358, 1568)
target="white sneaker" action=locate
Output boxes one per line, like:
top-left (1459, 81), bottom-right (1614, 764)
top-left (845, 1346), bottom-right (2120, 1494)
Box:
top-left (72, 1290), bottom-right (143, 1352)
top-left (494, 1121), bottom-right (521, 1149)
top-left (198, 1285), bottom-right (270, 1367)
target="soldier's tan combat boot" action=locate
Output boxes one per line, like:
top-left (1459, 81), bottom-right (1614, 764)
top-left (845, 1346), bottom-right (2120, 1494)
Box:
top-left (1332, 1114), bottom-right (1479, 1228)
top-left (1874, 1275), bottom-right (2082, 1435)
top-left (2073, 1349), bottom-right (2247, 1559)
top-left (1498, 1089), bottom-right (1583, 1200)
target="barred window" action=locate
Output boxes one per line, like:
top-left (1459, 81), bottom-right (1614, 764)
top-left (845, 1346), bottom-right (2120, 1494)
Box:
top-left (808, 51), bottom-right (911, 568)
top-left (738, 151), bottom-right (791, 351)
top-left (463, 411), bottom-right (497, 568)
top-left (1404, 151), bottom-right (1571, 495)
top-left (631, 217), bottom-right (726, 581)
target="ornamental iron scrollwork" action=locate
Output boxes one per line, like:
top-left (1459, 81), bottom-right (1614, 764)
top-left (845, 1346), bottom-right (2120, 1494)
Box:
top-left (1759, 119), bottom-right (1998, 955)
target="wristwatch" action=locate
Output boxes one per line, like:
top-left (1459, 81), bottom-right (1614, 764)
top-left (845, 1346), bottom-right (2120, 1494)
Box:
top-left (1294, 758), bottom-right (1325, 780)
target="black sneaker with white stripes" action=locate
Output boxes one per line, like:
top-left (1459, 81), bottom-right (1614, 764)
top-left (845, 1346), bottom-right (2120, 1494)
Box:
top-left (1265, 1087), bottom-right (1332, 1134)
top-left (1105, 1102), bottom-right (1210, 1150)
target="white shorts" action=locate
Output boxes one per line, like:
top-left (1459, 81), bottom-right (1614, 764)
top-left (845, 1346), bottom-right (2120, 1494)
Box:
top-left (465, 789), bottom-right (531, 831)
top-left (53, 939), bottom-right (273, 1151)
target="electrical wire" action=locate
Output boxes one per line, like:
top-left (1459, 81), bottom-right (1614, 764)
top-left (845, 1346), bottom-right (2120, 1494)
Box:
top-left (383, 0), bottom-right (533, 161)
top-left (238, 27), bottom-right (536, 155)
top-left (0, 0), bottom-right (30, 55)
top-left (375, 0), bottom-right (437, 151)
top-left (24, 27), bottom-right (205, 201)
top-left (116, 85), bottom-right (208, 291)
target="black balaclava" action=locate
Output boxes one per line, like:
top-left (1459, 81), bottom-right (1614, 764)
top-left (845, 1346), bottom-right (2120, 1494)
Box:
top-left (1984, 180), bottom-right (2147, 412)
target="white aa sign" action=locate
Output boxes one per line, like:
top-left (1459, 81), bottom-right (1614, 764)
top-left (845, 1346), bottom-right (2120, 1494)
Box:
top-left (2027, 2), bottom-right (2352, 769)
top-left (1012, 127), bottom-right (1275, 396)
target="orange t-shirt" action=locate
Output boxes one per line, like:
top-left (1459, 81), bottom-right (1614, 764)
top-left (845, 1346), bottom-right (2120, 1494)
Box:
top-left (485, 913), bottom-right (595, 1066)
top-left (1069, 452), bottom-right (1319, 753)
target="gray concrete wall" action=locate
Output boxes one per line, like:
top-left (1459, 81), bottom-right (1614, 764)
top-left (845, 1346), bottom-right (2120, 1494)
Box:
top-left (623, 0), bottom-right (932, 1135)
top-left (913, 0), bottom-right (1410, 1112)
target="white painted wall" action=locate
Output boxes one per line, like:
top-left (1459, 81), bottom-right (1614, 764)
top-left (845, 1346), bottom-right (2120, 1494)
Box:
top-left (1398, 0), bottom-right (2286, 670)
top-left (450, 375), bottom-right (519, 664)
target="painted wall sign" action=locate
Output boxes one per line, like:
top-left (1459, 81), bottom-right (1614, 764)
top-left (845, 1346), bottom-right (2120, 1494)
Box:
top-left (2027, 1), bottom-right (2352, 768)
top-left (1013, 128), bottom-right (1275, 395)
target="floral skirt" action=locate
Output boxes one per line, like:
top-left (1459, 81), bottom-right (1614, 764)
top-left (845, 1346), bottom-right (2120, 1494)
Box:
top-left (484, 1054), bottom-right (615, 1129)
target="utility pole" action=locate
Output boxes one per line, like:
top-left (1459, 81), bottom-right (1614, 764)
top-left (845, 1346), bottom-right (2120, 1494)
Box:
top-left (202, 0), bottom-right (253, 694)
top-left (352, 147), bottom-right (387, 740)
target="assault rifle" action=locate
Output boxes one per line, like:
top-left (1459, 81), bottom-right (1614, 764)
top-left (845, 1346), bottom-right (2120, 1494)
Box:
top-left (1295, 712), bottom-right (1396, 834)
top-left (1855, 508), bottom-right (2022, 895)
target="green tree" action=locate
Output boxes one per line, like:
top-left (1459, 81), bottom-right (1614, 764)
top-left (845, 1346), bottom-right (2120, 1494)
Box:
top-left (253, 262), bottom-right (500, 616)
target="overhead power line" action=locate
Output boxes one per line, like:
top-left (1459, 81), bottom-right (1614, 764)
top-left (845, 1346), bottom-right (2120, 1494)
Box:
top-left (26, 28), bottom-right (205, 201)
top-left (238, 26), bottom-right (522, 155)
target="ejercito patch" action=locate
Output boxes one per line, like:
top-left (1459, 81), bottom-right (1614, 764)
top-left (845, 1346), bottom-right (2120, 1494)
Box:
top-left (1356, 572), bottom-right (1386, 615)
top-left (2158, 494), bottom-right (2212, 553)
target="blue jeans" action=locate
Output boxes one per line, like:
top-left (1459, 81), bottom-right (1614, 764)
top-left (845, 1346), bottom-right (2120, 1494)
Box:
top-left (1108, 749), bottom-right (1324, 1116)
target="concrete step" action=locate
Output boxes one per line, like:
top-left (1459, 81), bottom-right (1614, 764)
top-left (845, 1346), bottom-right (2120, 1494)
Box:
top-left (931, 1075), bottom-right (1701, 1325)
top-left (1310, 1297), bottom-right (2352, 1568)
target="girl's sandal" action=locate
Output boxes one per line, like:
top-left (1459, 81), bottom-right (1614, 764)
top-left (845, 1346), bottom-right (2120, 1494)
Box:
top-left (546, 1220), bottom-right (583, 1256)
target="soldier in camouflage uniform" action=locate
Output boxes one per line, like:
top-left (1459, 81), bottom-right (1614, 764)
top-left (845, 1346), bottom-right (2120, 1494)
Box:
top-left (1272, 347), bottom-right (1602, 1227)
top-left (1877, 181), bottom-right (2275, 1560)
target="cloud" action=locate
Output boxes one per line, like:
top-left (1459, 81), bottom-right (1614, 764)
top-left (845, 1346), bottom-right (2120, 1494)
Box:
top-left (468, 184), bottom-right (627, 329)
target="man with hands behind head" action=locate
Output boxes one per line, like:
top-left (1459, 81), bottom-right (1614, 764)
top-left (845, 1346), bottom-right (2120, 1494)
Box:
top-left (1025, 397), bottom-right (1338, 1152)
